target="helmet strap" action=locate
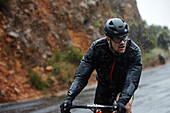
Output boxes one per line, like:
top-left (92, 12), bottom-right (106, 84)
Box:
top-left (109, 39), bottom-right (113, 49)
top-left (109, 39), bottom-right (120, 56)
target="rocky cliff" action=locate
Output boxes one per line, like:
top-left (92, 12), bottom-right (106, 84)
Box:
top-left (0, 0), bottom-right (141, 102)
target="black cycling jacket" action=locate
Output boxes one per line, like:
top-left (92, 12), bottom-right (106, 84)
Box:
top-left (66, 37), bottom-right (142, 105)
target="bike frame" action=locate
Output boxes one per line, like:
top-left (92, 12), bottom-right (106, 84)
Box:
top-left (70, 104), bottom-right (118, 113)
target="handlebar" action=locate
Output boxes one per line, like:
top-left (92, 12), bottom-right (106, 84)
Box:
top-left (71, 104), bottom-right (117, 109)
top-left (70, 103), bottom-right (118, 113)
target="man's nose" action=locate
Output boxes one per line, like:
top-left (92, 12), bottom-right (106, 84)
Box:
top-left (119, 39), bottom-right (125, 44)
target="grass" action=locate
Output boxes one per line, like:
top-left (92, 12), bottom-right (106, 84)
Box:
top-left (94, 21), bottom-right (101, 28)
top-left (28, 69), bottom-right (51, 90)
top-left (142, 48), bottom-right (170, 67)
top-left (28, 47), bottom-right (83, 90)
top-left (63, 46), bottom-right (83, 65)
top-left (59, 62), bottom-right (77, 83)
top-left (48, 49), bottom-right (62, 75)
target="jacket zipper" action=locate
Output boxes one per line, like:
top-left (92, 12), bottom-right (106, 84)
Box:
top-left (110, 58), bottom-right (116, 89)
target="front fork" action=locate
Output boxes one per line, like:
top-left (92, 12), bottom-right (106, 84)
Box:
top-left (96, 109), bottom-right (117, 113)
top-left (95, 101), bottom-right (118, 113)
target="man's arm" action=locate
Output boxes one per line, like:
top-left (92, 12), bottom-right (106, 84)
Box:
top-left (66, 42), bottom-right (96, 101)
top-left (118, 48), bottom-right (142, 105)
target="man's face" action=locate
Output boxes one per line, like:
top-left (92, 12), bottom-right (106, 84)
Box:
top-left (107, 34), bottom-right (128, 54)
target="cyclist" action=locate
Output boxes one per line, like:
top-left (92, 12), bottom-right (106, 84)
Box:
top-left (60, 18), bottom-right (142, 113)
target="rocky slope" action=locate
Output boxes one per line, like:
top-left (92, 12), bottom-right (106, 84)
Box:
top-left (0, 0), bottom-right (141, 102)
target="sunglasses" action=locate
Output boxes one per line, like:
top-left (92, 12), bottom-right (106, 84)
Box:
top-left (111, 35), bottom-right (128, 43)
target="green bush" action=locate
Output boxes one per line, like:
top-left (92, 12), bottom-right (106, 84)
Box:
top-left (157, 29), bottom-right (170, 50)
top-left (63, 46), bottom-right (83, 65)
top-left (28, 69), bottom-right (51, 90)
top-left (48, 49), bottom-right (61, 75)
top-left (94, 21), bottom-right (101, 28)
top-left (53, 49), bottom-right (61, 62)
top-left (48, 49), bottom-right (61, 64)
top-left (51, 62), bottom-right (60, 75)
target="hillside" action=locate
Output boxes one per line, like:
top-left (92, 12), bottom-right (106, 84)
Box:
top-left (0, 0), bottom-right (141, 103)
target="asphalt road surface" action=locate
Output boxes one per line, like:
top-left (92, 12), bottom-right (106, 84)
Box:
top-left (0, 62), bottom-right (170, 113)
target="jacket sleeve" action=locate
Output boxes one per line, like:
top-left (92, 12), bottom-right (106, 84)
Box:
top-left (118, 48), bottom-right (142, 105)
top-left (66, 42), bottom-right (96, 101)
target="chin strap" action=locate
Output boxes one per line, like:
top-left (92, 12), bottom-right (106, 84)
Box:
top-left (109, 39), bottom-right (113, 49)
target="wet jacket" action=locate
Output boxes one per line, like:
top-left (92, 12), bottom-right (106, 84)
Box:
top-left (66, 37), bottom-right (142, 105)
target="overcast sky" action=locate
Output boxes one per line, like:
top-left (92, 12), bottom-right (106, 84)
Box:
top-left (136, 0), bottom-right (170, 29)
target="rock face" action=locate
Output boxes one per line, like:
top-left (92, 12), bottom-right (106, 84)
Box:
top-left (0, 0), bottom-right (141, 102)
top-left (0, 0), bottom-right (141, 68)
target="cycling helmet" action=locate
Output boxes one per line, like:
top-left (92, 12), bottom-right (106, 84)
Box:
top-left (104, 18), bottom-right (129, 40)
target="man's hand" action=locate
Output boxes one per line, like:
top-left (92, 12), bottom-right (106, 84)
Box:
top-left (117, 102), bottom-right (126, 113)
top-left (60, 99), bottom-right (72, 113)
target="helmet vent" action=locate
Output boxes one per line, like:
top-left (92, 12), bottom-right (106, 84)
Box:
top-left (125, 24), bottom-right (128, 29)
top-left (109, 21), bottom-right (114, 25)
top-left (118, 26), bottom-right (123, 28)
top-left (109, 27), bottom-right (117, 31)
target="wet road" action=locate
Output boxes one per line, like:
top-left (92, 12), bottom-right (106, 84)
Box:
top-left (0, 62), bottom-right (170, 113)
top-left (132, 62), bottom-right (170, 113)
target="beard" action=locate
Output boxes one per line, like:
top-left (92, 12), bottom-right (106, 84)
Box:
top-left (109, 40), bottom-right (122, 56)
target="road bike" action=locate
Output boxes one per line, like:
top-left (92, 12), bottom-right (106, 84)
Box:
top-left (70, 102), bottom-right (118, 113)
